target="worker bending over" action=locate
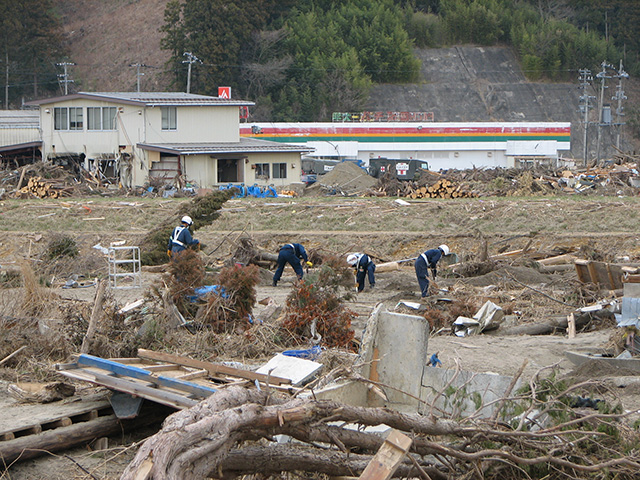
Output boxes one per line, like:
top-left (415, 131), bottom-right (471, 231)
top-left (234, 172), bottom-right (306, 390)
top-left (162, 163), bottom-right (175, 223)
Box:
top-left (347, 253), bottom-right (376, 292)
top-left (415, 244), bottom-right (449, 297)
top-left (273, 243), bottom-right (311, 286)
top-left (168, 215), bottom-right (199, 257)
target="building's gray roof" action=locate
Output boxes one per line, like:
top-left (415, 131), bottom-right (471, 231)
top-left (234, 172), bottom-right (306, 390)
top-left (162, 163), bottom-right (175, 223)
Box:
top-left (137, 138), bottom-right (313, 155)
top-left (26, 92), bottom-right (254, 108)
top-left (0, 110), bottom-right (40, 127)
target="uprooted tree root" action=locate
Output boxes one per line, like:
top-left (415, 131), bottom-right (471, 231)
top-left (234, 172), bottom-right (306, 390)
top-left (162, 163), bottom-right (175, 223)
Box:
top-left (121, 374), bottom-right (640, 480)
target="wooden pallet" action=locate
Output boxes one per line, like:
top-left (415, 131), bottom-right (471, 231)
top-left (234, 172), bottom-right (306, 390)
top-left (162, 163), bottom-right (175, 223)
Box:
top-left (0, 397), bottom-right (112, 442)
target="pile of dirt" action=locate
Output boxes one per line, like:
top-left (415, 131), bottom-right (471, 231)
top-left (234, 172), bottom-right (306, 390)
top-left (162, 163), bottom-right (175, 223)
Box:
top-left (306, 162), bottom-right (378, 195)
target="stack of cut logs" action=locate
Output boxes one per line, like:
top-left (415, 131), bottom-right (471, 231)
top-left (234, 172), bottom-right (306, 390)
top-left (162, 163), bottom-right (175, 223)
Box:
top-left (407, 178), bottom-right (476, 199)
top-left (16, 176), bottom-right (73, 199)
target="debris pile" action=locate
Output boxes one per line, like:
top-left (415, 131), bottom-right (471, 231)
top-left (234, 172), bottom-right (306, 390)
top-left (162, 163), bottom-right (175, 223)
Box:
top-left (369, 162), bottom-right (640, 198)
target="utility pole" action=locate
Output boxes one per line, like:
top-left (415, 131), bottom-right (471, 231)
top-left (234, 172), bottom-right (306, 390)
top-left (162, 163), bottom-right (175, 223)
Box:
top-left (578, 69), bottom-right (595, 167)
top-left (611, 60), bottom-right (628, 150)
top-left (595, 61), bottom-right (613, 164)
top-left (182, 52), bottom-right (201, 94)
top-left (5, 50), bottom-right (9, 109)
top-left (129, 63), bottom-right (146, 92)
top-left (56, 62), bottom-right (75, 95)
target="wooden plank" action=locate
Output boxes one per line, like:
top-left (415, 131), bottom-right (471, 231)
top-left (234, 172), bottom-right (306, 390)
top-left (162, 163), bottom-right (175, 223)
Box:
top-left (176, 369), bottom-right (209, 381)
top-left (138, 349), bottom-right (291, 385)
top-left (574, 260), bottom-right (590, 283)
top-left (586, 261), bottom-right (600, 285)
top-left (76, 354), bottom-right (217, 398)
top-left (358, 429), bottom-right (412, 480)
top-left (141, 364), bottom-right (183, 373)
top-left (567, 313), bottom-right (576, 339)
top-left (608, 264), bottom-right (624, 290)
top-left (58, 368), bottom-right (198, 409)
top-left (536, 254), bottom-right (578, 266)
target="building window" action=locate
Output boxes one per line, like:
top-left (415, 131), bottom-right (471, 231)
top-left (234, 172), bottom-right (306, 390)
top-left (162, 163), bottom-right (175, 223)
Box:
top-left (87, 107), bottom-right (117, 130)
top-left (273, 162), bottom-right (287, 179)
top-left (161, 106), bottom-right (177, 130)
top-left (54, 107), bottom-right (83, 130)
top-left (255, 163), bottom-right (269, 178)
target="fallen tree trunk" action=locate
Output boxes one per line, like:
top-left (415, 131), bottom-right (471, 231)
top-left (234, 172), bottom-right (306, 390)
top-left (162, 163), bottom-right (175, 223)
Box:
top-left (488, 312), bottom-right (595, 336)
top-left (120, 385), bottom-right (640, 480)
top-left (219, 445), bottom-right (446, 480)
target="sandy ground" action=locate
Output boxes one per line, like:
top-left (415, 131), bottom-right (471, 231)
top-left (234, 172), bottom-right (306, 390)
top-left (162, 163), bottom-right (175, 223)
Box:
top-left (2, 263), bottom-right (638, 479)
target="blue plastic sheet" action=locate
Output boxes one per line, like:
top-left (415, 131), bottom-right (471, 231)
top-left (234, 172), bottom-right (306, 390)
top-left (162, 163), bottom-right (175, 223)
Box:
top-left (219, 183), bottom-right (278, 199)
top-left (282, 345), bottom-right (323, 360)
top-left (187, 285), bottom-right (228, 302)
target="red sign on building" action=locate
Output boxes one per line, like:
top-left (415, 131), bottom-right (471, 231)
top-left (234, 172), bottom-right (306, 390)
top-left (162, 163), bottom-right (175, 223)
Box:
top-left (218, 87), bottom-right (231, 99)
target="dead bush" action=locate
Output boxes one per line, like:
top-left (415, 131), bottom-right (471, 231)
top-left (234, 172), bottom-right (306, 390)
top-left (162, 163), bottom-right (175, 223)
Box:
top-left (452, 260), bottom-right (497, 277)
top-left (196, 264), bottom-right (260, 333)
top-left (46, 233), bottom-right (78, 259)
top-left (165, 249), bottom-right (205, 318)
top-left (314, 254), bottom-right (357, 299)
top-left (448, 297), bottom-right (480, 319)
top-left (422, 307), bottom-right (448, 331)
top-left (0, 316), bottom-right (72, 380)
top-left (20, 261), bottom-right (55, 317)
top-left (283, 265), bottom-right (356, 350)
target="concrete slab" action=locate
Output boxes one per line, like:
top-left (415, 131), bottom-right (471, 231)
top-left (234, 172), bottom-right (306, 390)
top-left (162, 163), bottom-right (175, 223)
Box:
top-left (420, 367), bottom-right (521, 419)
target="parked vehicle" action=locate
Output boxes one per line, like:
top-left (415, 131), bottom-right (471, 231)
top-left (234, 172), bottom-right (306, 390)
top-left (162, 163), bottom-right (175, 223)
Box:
top-left (368, 158), bottom-right (430, 180)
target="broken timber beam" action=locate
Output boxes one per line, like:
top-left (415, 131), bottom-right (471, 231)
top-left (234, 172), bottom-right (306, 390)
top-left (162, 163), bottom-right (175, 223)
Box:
top-left (358, 429), bottom-right (412, 480)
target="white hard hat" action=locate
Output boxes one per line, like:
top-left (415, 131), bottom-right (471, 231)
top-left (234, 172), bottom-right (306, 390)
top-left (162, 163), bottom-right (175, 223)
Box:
top-left (346, 254), bottom-right (358, 266)
top-left (181, 215), bottom-right (193, 225)
top-left (439, 244), bottom-right (450, 256)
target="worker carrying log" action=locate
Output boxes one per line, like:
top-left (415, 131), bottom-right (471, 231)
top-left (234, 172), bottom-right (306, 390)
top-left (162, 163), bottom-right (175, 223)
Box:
top-left (273, 243), bottom-right (312, 286)
top-left (167, 215), bottom-right (200, 258)
top-left (415, 244), bottom-right (449, 298)
top-left (347, 253), bottom-right (376, 292)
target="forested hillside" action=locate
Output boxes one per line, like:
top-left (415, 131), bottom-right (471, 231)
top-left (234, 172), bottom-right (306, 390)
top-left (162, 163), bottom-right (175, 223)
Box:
top-left (2, 0), bottom-right (639, 127)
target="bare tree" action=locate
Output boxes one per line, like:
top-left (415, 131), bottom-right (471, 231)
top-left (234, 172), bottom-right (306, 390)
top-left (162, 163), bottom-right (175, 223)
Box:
top-left (121, 379), bottom-right (640, 480)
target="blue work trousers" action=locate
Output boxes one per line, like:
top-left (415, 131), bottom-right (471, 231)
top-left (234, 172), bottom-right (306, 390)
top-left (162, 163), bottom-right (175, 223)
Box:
top-left (356, 263), bottom-right (376, 292)
top-left (415, 256), bottom-right (431, 297)
top-left (273, 249), bottom-right (303, 283)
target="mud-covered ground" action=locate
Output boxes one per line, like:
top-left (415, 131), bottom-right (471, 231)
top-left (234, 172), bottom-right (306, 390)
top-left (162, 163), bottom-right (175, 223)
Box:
top-left (1, 194), bottom-right (640, 479)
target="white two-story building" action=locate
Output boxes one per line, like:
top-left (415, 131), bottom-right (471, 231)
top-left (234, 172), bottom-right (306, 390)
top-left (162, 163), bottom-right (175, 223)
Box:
top-left (26, 92), bottom-right (310, 188)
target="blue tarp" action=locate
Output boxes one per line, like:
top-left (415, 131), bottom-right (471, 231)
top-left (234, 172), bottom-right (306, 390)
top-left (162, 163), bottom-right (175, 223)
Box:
top-left (219, 184), bottom-right (278, 198)
top-left (187, 285), bottom-right (228, 302)
top-left (282, 345), bottom-right (323, 360)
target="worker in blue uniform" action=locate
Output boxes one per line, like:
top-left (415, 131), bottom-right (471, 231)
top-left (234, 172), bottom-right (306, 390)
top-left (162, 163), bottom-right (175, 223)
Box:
top-left (415, 244), bottom-right (449, 297)
top-left (167, 215), bottom-right (199, 257)
top-left (273, 243), bottom-right (312, 286)
top-left (347, 253), bottom-right (376, 292)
